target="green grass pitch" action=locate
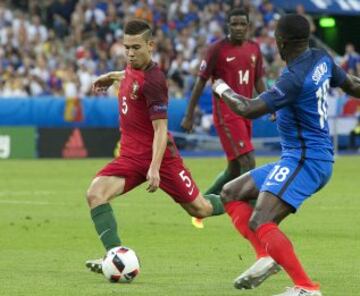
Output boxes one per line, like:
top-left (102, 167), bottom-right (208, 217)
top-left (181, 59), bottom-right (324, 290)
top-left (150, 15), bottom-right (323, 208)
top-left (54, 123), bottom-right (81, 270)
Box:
top-left (0, 156), bottom-right (359, 296)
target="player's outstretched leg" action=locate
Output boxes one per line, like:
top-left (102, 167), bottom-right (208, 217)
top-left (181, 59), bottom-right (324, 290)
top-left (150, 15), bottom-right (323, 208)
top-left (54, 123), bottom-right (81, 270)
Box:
top-left (225, 200), bottom-right (281, 289)
top-left (251, 193), bottom-right (321, 294)
top-left (191, 168), bottom-right (234, 229)
top-left (192, 152), bottom-right (255, 229)
top-left (85, 202), bottom-right (121, 274)
top-left (221, 172), bottom-right (282, 289)
top-left (255, 222), bottom-right (321, 294)
top-left (86, 176), bottom-right (125, 274)
top-left (90, 203), bottom-right (121, 249)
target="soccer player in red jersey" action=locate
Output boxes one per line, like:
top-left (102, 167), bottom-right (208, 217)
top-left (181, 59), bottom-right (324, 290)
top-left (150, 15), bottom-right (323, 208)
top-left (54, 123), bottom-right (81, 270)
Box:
top-left (85, 19), bottom-right (224, 273)
top-left (181, 8), bottom-right (266, 228)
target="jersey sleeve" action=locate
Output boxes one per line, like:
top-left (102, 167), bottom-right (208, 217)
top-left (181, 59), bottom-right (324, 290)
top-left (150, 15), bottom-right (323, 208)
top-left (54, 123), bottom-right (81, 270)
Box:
top-left (198, 42), bottom-right (221, 80)
top-left (143, 71), bottom-right (168, 120)
top-left (330, 60), bottom-right (347, 88)
top-left (259, 70), bottom-right (303, 112)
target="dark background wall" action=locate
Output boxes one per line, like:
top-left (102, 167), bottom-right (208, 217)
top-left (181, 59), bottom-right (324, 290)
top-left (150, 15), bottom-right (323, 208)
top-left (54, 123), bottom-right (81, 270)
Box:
top-left (315, 16), bottom-right (360, 54)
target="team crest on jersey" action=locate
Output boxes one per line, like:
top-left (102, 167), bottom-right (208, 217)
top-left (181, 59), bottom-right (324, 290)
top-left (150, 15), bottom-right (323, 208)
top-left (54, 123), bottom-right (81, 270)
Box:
top-left (130, 80), bottom-right (140, 100)
top-left (250, 54), bottom-right (256, 68)
top-left (199, 60), bottom-right (207, 71)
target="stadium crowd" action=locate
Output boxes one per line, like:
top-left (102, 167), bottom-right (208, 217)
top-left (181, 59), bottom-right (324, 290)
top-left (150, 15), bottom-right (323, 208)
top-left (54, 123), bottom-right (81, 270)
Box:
top-left (0, 0), bottom-right (359, 100)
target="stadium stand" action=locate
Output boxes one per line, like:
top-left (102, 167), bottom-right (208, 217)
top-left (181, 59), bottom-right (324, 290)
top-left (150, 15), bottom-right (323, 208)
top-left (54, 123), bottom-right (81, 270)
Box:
top-left (0, 0), bottom-right (359, 153)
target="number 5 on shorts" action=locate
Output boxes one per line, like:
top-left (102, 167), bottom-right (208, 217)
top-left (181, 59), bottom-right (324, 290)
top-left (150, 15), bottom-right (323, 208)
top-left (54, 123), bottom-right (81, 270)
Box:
top-left (179, 170), bottom-right (195, 195)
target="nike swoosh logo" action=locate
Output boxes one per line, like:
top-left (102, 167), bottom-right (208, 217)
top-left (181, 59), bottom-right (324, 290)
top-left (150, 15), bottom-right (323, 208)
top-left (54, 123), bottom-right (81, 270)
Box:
top-left (99, 228), bottom-right (111, 239)
top-left (226, 57), bottom-right (236, 62)
top-left (188, 185), bottom-right (195, 195)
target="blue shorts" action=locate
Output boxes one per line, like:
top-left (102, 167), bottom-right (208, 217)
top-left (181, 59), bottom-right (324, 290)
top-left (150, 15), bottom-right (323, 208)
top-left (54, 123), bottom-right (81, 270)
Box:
top-left (250, 157), bottom-right (333, 210)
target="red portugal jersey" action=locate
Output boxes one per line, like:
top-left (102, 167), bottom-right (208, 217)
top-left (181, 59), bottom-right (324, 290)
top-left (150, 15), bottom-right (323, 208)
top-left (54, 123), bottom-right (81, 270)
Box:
top-left (198, 38), bottom-right (264, 124)
top-left (118, 62), bottom-right (178, 159)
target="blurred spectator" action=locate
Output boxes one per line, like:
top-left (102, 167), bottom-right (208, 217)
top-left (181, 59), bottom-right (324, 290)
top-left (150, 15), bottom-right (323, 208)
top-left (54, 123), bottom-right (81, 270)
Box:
top-left (134, 0), bottom-right (153, 23)
top-left (0, 0), bottom-right (346, 104)
top-left (0, 3), bottom-right (13, 27)
top-left (47, 0), bottom-right (77, 27)
top-left (295, 4), bottom-right (316, 33)
top-left (84, 0), bottom-right (106, 26)
top-left (28, 15), bottom-right (48, 43)
top-left (62, 64), bottom-right (80, 97)
top-left (77, 60), bottom-right (97, 96)
top-left (256, 26), bottom-right (276, 64)
top-left (259, 0), bottom-right (277, 25)
top-left (1, 76), bottom-right (28, 97)
top-left (343, 43), bottom-right (360, 75)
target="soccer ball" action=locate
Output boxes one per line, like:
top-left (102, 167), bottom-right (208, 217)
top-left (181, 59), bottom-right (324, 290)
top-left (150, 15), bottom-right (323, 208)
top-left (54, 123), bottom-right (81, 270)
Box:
top-left (102, 246), bottom-right (140, 283)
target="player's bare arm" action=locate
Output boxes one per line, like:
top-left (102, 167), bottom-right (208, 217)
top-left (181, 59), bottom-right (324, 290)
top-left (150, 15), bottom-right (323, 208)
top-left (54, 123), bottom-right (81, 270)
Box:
top-left (147, 119), bottom-right (168, 193)
top-left (212, 79), bottom-right (270, 119)
top-left (255, 77), bottom-right (266, 94)
top-left (181, 77), bottom-right (207, 132)
top-left (341, 73), bottom-right (360, 98)
top-left (92, 70), bottom-right (125, 94)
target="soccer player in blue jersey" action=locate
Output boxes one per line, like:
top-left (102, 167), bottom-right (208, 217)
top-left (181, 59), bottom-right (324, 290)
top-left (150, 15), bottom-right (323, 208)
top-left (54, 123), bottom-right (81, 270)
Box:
top-left (212, 14), bottom-right (360, 296)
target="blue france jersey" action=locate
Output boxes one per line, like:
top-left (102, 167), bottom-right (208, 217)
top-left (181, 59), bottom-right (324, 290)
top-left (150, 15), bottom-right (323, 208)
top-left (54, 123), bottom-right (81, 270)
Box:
top-left (260, 49), bottom-right (347, 162)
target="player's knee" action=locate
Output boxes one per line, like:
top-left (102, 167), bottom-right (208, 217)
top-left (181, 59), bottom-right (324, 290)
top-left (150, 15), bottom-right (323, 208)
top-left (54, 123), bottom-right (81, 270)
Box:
top-left (220, 182), bottom-right (236, 204)
top-left (86, 189), bottom-right (105, 208)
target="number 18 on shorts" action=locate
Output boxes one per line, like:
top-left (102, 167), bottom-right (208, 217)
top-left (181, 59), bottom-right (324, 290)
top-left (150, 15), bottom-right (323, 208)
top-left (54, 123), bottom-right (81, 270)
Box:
top-left (250, 157), bottom-right (333, 210)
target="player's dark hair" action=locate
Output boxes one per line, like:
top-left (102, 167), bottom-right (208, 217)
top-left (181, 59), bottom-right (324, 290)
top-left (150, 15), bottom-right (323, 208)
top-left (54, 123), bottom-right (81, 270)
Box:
top-left (124, 19), bottom-right (152, 40)
top-left (277, 14), bottom-right (310, 42)
top-left (227, 8), bottom-right (249, 23)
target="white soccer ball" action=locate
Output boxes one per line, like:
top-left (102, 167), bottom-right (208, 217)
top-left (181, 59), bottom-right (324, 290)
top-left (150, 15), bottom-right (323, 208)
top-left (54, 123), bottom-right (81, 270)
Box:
top-left (102, 246), bottom-right (140, 283)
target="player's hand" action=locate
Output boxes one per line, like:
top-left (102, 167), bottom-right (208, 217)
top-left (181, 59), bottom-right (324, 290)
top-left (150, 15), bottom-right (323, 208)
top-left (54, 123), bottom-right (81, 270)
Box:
top-left (92, 74), bottom-right (114, 94)
top-left (92, 71), bottom-right (125, 94)
top-left (181, 115), bottom-right (194, 133)
top-left (146, 166), bottom-right (160, 193)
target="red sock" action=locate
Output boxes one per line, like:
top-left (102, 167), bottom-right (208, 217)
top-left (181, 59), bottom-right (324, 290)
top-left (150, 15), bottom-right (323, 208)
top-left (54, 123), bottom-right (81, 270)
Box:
top-left (224, 201), bottom-right (267, 258)
top-left (256, 223), bottom-right (319, 290)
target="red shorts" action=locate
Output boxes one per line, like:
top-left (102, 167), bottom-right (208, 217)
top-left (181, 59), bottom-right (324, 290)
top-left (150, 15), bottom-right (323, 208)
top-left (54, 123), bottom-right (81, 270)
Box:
top-left (215, 118), bottom-right (254, 160)
top-left (96, 156), bottom-right (199, 203)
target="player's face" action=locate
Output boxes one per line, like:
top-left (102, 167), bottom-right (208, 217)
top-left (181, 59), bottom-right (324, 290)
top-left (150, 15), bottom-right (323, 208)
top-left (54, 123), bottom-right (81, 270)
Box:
top-left (124, 33), bottom-right (154, 70)
top-left (228, 15), bottom-right (249, 43)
